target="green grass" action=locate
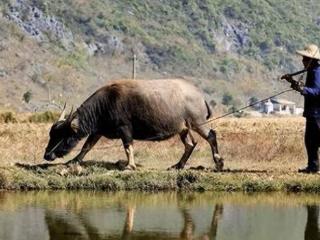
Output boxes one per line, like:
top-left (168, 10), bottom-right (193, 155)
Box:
top-left (27, 111), bottom-right (60, 123)
top-left (2, 163), bottom-right (320, 193)
top-left (0, 111), bottom-right (60, 123)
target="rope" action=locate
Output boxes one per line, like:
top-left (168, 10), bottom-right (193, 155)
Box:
top-left (199, 88), bottom-right (294, 125)
top-left (46, 139), bottom-right (64, 155)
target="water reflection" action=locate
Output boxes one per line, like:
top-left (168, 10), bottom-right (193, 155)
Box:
top-left (305, 205), bottom-right (320, 240)
top-left (44, 204), bottom-right (223, 240)
top-left (45, 210), bottom-right (89, 240)
top-left (179, 204), bottom-right (223, 240)
top-left (0, 192), bottom-right (320, 240)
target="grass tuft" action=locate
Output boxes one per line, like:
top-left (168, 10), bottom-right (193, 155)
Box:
top-left (28, 111), bottom-right (59, 123)
top-left (0, 170), bottom-right (8, 188)
top-left (0, 112), bottom-right (17, 123)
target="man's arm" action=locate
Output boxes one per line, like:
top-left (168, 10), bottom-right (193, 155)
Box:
top-left (302, 70), bottom-right (320, 96)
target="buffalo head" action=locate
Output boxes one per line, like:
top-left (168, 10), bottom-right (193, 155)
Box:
top-left (44, 106), bottom-right (80, 161)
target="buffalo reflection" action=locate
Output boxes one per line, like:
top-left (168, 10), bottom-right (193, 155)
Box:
top-left (44, 204), bottom-right (223, 240)
top-left (180, 204), bottom-right (223, 240)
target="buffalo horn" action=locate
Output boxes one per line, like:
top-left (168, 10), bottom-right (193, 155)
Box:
top-left (58, 103), bottom-right (67, 121)
top-left (67, 106), bottom-right (74, 122)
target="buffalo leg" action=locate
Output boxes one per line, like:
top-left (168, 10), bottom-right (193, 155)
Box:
top-left (123, 144), bottom-right (136, 170)
top-left (180, 209), bottom-right (195, 239)
top-left (195, 126), bottom-right (224, 171)
top-left (209, 204), bottom-right (223, 239)
top-left (119, 126), bottom-right (136, 170)
top-left (170, 129), bottom-right (197, 169)
top-left (66, 134), bottom-right (101, 164)
top-left (122, 206), bottom-right (135, 240)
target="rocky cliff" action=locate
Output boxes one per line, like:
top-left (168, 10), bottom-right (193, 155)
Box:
top-left (0, 0), bottom-right (319, 111)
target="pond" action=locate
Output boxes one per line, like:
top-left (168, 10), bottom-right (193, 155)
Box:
top-left (0, 191), bottom-right (319, 240)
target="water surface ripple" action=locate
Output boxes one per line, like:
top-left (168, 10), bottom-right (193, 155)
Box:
top-left (0, 192), bottom-right (319, 240)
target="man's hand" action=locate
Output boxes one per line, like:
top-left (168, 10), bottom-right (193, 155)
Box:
top-left (281, 74), bottom-right (294, 82)
top-left (290, 81), bottom-right (304, 93)
top-left (281, 74), bottom-right (304, 93)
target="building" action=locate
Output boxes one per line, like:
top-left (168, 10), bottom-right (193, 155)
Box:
top-left (262, 98), bottom-right (301, 115)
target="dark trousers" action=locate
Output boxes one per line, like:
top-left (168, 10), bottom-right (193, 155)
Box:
top-left (305, 118), bottom-right (320, 170)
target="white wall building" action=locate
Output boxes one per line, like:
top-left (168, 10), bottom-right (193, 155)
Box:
top-left (262, 98), bottom-right (301, 115)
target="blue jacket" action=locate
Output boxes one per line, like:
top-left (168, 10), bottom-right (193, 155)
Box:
top-left (302, 65), bottom-right (320, 118)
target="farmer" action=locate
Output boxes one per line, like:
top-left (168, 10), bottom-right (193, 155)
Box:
top-left (281, 44), bottom-right (320, 173)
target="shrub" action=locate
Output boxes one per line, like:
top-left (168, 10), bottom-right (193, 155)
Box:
top-left (28, 111), bottom-right (59, 123)
top-left (0, 171), bottom-right (8, 188)
top-left (22, 90), bottom-right (32, 103)
top-left (0, 112), bottom-right (17, 123)
top-left (222, 93), bottom-right (234, 106)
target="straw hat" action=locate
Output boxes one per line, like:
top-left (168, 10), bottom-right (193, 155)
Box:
top-left (296, 44), bottom-right (320, 60)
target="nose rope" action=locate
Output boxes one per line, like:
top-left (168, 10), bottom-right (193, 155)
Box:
top-left (46, 139), bottom-right (64, 155)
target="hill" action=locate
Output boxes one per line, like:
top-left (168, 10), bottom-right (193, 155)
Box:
top-left (0, 0), bottom-right (319, 111)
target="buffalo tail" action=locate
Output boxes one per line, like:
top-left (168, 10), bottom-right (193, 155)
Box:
top-left (205, 100), bottom-right (212, 120)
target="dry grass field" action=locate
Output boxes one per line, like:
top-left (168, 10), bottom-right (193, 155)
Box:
top-left (0, 117), bottom-right (306, 171)
top-left (1, 116), bottom-right (319, 192)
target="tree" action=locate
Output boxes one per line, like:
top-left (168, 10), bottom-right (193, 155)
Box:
top-left (22, 90), bottom-right (32, 103)
top-left (248, 96), bottom-right (260, 110)
top-left (222, 93), bottom-right (233, 106)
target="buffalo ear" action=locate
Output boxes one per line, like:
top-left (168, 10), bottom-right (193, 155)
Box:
top-left (70, 118), bottom-right (79, 133)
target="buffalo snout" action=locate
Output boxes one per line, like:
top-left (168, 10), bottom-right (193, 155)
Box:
top-left (44, 152), bottom-right (56, 161)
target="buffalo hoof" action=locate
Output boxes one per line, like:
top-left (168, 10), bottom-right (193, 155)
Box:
top-left (65, 158), bottom-right (82, 165)
top-left (168, 163), bottom-right (184, 171)
top-left (124, 164), bottom-right (137, 171)
top-left (215, 157), bottom-right (224, 172)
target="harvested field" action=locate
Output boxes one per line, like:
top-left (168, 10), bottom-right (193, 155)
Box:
top-left (0, 116), bottom-right (316, 192)
top-left (0, 117), bottom-right (305, 170)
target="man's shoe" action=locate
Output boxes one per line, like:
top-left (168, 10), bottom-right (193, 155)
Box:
top-left (298, 167), bottom-right (320, 174)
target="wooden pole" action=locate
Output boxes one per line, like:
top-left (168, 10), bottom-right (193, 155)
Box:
top-left (132, 50), bottom-right (136, 80)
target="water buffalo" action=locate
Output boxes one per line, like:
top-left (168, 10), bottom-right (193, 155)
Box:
top-left (44, 79), bottom-right (224, 170)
